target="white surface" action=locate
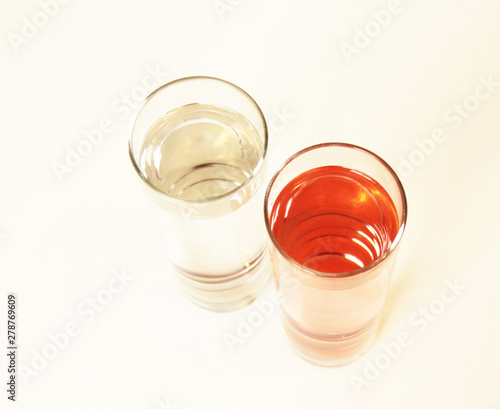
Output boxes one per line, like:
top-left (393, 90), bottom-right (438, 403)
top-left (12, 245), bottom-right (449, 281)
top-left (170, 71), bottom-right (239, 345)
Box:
top-left (1, 0), bottom-right (499, 408)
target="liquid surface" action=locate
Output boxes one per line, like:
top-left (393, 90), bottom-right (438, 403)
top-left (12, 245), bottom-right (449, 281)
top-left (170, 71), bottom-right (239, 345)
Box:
top-left (271, 166), bottom-right (399, 274)
top-left (139, 103), bottom-right (263, 200)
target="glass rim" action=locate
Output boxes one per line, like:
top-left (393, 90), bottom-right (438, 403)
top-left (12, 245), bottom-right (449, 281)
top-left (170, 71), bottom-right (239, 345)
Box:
top-left (263, 142), bottom-right (408, 278)
top-left (128, 75), bottom-right (268, 204)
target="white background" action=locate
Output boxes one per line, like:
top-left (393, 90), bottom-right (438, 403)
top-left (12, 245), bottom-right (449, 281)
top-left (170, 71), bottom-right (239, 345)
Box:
top-left (1, 0), bottom-right (499, 408)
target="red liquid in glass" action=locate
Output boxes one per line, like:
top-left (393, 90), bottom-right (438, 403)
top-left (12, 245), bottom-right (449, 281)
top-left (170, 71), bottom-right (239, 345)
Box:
top-left (271, 166), bottom-right (399, 275)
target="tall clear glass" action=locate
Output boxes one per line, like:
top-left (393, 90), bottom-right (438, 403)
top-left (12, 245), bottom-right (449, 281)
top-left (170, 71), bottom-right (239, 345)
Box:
top-left (129, 76), bottom-right (269, 312)
top-left (264, 143), bottom-right (407, 366)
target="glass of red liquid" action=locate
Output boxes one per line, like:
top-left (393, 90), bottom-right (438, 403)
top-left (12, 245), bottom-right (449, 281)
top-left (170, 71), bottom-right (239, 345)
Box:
top-left (264, 143), bottom-right (407, 366)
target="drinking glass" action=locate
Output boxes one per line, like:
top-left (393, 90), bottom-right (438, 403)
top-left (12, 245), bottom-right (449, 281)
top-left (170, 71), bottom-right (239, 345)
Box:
top-left (129, 76), bottom-right (270, 312)
top-left (264, 143), bottom-right (407, 366)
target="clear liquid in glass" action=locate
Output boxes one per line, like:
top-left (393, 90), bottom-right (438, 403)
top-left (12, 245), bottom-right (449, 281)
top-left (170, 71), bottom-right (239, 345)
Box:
top-left (137, 103), bottom-right (268, 311)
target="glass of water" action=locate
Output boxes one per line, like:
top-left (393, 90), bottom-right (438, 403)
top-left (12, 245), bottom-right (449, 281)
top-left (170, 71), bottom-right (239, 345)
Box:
top-left (129, 76), bottom-right (270, 312)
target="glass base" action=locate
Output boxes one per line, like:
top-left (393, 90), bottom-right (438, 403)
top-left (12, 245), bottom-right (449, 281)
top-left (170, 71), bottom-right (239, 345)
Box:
top-left (281, 312), bottom-right (379, 367)
top-left (173, 249), bottom-right (271, 313)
